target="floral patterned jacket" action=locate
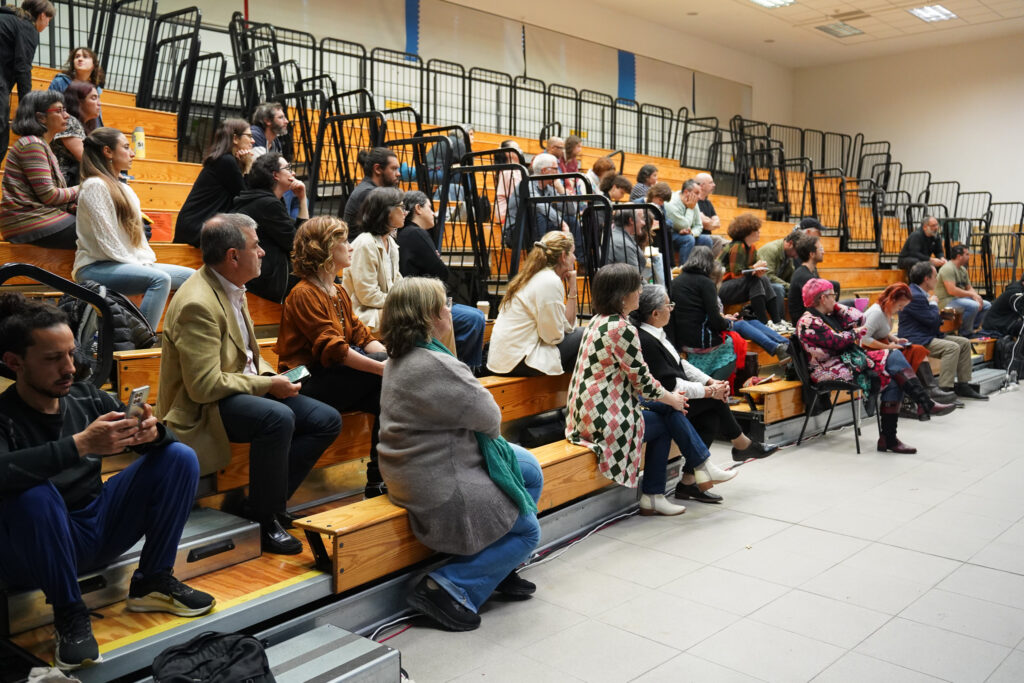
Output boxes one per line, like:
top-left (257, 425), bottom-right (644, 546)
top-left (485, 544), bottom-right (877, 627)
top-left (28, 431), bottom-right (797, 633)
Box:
top-left (796, 304), bottom-right (891, 392)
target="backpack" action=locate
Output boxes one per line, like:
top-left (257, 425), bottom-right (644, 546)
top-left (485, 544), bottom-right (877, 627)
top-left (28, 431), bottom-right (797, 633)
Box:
top-left (992, 335), bottom-right (1024, 376)
top-left (151, 631), bottom-right (276, 683)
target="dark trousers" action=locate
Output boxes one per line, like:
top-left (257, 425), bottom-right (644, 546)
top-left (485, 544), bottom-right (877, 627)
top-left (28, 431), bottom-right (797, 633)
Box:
top-left (219, 393), bottom-right (342, 519)
top-left (719, 274), bottom-right (779, 323)
top-left (685, 397), bottom-right (743, 448)
top-left (0, 442), bottom-right (199, 609)
top-left (301, 364), bottom-right (383, 484)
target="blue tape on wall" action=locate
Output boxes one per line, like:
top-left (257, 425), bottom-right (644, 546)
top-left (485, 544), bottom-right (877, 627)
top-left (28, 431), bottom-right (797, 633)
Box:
top-left (618, 50), bottom-right (636, 101)
top-left (405, 0), bottom-right (420, 56)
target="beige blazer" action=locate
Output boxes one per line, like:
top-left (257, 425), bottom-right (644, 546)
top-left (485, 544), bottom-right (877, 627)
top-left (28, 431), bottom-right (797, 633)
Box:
top-left (156, 266), bottom-right (275, 475)
top-left (342, 232), bottom-right (402, 332)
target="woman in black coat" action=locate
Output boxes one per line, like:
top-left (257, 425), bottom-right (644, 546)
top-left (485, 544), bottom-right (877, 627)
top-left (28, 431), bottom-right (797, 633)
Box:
top-left (670, 246), bottom-right (736, 380)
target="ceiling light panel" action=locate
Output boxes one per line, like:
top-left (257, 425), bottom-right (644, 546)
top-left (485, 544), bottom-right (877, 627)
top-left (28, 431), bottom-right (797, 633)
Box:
top-left (908, 5), bottom-right (957, 22)
top-left (749, 0), bottom-right (795, 8)
top-left (815, 21), bottom-right (865, 37)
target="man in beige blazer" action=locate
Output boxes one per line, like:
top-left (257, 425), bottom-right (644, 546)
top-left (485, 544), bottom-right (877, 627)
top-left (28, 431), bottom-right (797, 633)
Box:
top-left (157, 214), bottom-right (341, 555)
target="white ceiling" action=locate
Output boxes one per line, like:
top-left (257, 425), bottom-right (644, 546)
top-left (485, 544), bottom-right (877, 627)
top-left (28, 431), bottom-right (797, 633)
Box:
top-left (592, 0), bottom-right (1024, 67)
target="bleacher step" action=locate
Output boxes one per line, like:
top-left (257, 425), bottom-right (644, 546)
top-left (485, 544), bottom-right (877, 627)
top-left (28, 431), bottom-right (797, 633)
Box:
top-left (0, 508), bottom-right (259, 636)
top-left (973, 367), bottom-right (1008, 395)
top-left (266, 624), bottom-right (400, 682)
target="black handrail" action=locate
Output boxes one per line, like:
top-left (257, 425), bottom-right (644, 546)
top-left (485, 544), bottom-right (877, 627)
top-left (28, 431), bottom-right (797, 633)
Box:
top-left (539, 122), bottom-right (563, 148)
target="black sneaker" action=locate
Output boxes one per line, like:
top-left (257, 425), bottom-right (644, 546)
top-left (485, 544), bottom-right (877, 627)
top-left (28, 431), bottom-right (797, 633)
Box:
top-left (127, 571), bottom-right (216, 617)
top-left (495, 571), bottom-right (536, 599)
top-left (54, 601), bottom-right (101, 670)
top-left (407, 577), bottom-right (481, 631)
top-left (364, 481), bottom-right (388, 499)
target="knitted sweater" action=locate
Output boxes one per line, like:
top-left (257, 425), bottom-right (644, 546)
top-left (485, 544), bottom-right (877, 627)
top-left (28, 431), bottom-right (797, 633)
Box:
top-left (72, 177), bottom-right (154, 279)
top-left (0, 136), bottom-right (78, 242)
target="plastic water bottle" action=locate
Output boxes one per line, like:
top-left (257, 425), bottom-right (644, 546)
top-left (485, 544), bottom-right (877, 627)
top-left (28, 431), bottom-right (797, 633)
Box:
top-left (89, 332), bottom-right (99, 361)
top-left (132, 126), bottom-right (146, 159)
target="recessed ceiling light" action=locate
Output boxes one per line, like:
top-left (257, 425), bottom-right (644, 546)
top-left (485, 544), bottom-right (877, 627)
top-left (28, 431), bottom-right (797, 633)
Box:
top-left (815, 22), bottom-right (864, 38)
top-left (908, 5), bottom-right (957, 22)
top-left (749, 0), bottom-right (795, 8)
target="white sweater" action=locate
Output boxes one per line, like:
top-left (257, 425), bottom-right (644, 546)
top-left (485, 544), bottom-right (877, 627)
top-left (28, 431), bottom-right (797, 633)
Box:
top-left (487, 268), bottom-right (574, 375)
top-left (73, 177), bottom-right (155, 280)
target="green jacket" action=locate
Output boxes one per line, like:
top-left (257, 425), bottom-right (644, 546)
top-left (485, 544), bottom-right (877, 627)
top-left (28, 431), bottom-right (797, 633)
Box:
top-left (756, 238), bottom-right (796, 291)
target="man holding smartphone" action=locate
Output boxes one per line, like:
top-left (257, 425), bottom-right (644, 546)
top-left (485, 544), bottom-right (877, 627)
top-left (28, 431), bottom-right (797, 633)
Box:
top-left (0, 293), bottom-right (214, 671)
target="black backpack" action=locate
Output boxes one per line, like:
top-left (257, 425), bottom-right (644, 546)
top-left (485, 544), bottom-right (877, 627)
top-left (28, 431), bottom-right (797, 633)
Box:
top-left (152, 631), bottom-right (276, 683)
top-left (992, 335), bottom-right (1024, 376)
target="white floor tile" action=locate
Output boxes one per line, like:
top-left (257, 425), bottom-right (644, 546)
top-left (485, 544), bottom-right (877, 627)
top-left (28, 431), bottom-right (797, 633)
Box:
top-left (938, 564), bottom-right (1024, 611)
top-left (900, 588), bottom-right (1024, 647)
top-left (474, 595), bottom-right (587, 650)
top-left (630, 652), bottom-right (765, 682)
top-left (812, 651), bottom-right (947, 682)
top-left (525, 620), bottom-right (678, 683)
top-left (661, 565), bottom-right (790, 616)
top-left (449, 649), bottom-right (584, 683)
top-left (986, 649), bottom-right (1024, 683)
top-left (389, 627), bottom-right (512, 682)
top-left (800, 563), bottom-right (933, 614)
top-left (598, 589), bottom-right (739, 650)
top-left (750, 589), bottom-right (891, 648)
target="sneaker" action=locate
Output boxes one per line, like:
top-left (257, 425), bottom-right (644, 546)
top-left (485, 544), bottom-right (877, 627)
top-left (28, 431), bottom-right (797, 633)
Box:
top-left (407, 576), bottom-right (481, 631)
top-left (364, 481), bottom-right (388, 499)
top-left (53, 601), bottom-right (101, 670)
top-left (127, 571), bottom-right (216, 617)
top-left (495, 571), bottom-right (536, 599)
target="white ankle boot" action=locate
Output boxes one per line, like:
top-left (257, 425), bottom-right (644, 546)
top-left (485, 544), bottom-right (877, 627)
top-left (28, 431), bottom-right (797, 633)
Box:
top-left (639, 494), bottom-right (686, 516)
top-left (694, 460), bottom-right (737, 491)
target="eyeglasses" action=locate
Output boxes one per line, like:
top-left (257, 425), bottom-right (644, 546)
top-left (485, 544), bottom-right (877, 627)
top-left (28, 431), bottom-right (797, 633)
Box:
top-left (46, 106), bottom-right (66, 114)
top-left (277, 164), bottom-right (293, 172)
top-left (445, 297), bottom-right (453, 310)
top-left (238, 132), bottom-right (254, 138)
top-left (663, 301), bottom-right (676, 310)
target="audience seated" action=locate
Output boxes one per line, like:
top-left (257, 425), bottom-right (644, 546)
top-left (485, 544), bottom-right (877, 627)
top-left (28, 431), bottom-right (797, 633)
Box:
top-left (694, 172), bottom-right (722, 239)
top-left (173, 118), bottom-right (254, 247)
top-left (936, 245), bottom-right (991, 337)
top-left (494, 139), bottom-right (525, 224)
top-left (585, 156), bottom-right (615, 194)
top-left (50, 80), bottom-right (100, 186)
top-left (50, 47), bottom-right (104, 105)
top-left (73, 128), bottom-right (194, 327)
top-left (275, 216), bottom-right (389, 498)
top-left (157, 214), bottom-right (342, 555)
top-left (608, 206), bottom-right (663, 284)
top-left (899, 261), bottom-right (988, 401)
top-left (397, 191), bottom-right (485, 368)
top-left (0, 0), bottom-right (52, 164)
top-left (566, 263), bottom-right (691, 516)
top-left (633, 285), bottom-right (775, 500)
top-left (342, 147), bottom-right (401, 237)
top-left (645, 181), bottom-right (673, 227)
top-left (559, 134), bottom-right (582, 176)
top-left (757, 227), bottom-right (802, 321)
top-left (788, 232), bottom-right (842, 325)
top-left (424, 125), bottom-right (473, 200)
top-left (0, 90), bottom-right (79, 249)
top-left (505, 153), bottom-right (583, 257)
top-left (861, 282), bottom-right (957, 406)
top-left (982, 274), bottom-right (1024, 338)
top-left (377, 277), bottom-right (542, 632)
top-left (544, 135), bottom-right (565, 163)
top-left (598, 173), bottom-right (633, 202)
top-left (249, 101), bottom-right (288, 156)
top-left (343, 186), bottom-right (404, 332)
top-left (669, 247), bottom-right (738, 379)
top-left (0, 292), bottom-right (214, 670)
top-left (664, 179), bottom-right (714, 265)
top-left (898, 215), bottom-right (947, 273)
top-left (630, 164), bottom-right (658, 202)
top-left (231, 152), bottom-right (308, 303)
top-left (488, 231), bottom-right (582, 376)
top-left (719, 213), bottom-right (784, 328)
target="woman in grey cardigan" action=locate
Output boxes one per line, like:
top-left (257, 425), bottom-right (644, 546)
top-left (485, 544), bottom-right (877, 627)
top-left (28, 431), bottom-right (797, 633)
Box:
top-left (377, 277), bottom-right (544, 632)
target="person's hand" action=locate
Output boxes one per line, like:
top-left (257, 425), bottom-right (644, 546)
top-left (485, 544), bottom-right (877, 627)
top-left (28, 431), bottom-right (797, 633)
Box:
top-left (711, 381), bottom-right (730, 402)
top-left (973, 294), bottom-right (984, 306)
top-left (928, 294), bottom-right (939, 305)
top-left (677, 227), bottom-right (691, 235)
top-left (372, 359), bottom-right (387, 377)
top-left (753, 259), bottom-right (768, 271)
top-left (931, 257), bottom-right (947, 267)
top-left (73, 411), bottom-right (143, 456)
top-left (269, 375), bottom-right (301, 398)
top-left (663, 391), bottom-right (688, 414)
top-left (289, 179), bottom-right (306, 199)
top-left (897, 337), bottom-right (909, 345)
top-left (723, 313), bottom-right (739, 321)
top-left (561, 222), bottom-right (570, 233)
top-left (132, 403), bottom-right (160, 444)
top-left (562, 268), bottom-right (578, 286)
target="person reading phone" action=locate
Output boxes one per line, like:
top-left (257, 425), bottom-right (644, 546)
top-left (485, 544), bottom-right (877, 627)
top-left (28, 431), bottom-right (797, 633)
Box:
top-left (0, 292), bottom-right (214, 671)
top-left (157, 214), bottom-right (342, 556)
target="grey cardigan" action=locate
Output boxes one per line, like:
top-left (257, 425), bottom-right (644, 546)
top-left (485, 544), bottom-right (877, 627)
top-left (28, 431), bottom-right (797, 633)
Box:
top-left (378, 346), bottom-right (519, 555)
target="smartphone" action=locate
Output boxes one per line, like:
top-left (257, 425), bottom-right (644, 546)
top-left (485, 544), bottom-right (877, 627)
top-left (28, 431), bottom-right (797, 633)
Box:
top-left (281, 365), bottom-right (311, 383)
top-left (126, 385), bottom-right (150, 420)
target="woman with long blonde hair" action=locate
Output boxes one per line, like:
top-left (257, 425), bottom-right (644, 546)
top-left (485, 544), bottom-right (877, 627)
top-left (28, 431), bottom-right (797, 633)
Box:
top-left (487, 231), bottom-right (583, 376)
top-left (73, 127), bottom-right (194, 327)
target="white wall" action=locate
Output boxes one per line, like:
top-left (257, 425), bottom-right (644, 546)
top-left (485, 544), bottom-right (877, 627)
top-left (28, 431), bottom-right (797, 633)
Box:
top-left (793, 33), bottom-right (1024, 205)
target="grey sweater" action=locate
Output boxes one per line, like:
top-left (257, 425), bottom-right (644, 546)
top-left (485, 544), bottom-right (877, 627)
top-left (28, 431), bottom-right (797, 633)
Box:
top-left (378, 346), bottom-right (518, 555)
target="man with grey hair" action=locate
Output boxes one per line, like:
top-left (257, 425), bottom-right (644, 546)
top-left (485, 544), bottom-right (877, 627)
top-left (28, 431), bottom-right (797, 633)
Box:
top-left (158, 214), bottom-right (342, 556)
top-left (505, 153), bottom-right (583, 259)
top-left (608, 208), bottom-right (663, 284)
top-left (898, 215), bottom-right (947, 273)
top-left (250, 102), bottom-right (289, 157)
top-left (694, 172), bottom-right (720, 234)
top-left (664, 179), bottom-right (714, 265)
top-left (545, 136), bottom-right (565, 162)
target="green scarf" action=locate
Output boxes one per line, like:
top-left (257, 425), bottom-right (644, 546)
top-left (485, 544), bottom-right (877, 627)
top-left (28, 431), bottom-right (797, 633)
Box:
top-left (417, 338), bottom-right (537, 515)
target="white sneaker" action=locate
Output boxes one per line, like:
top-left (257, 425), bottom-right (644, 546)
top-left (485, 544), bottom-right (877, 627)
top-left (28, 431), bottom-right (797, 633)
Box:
top-left (639, 494), bottom-right (686, 516)
top-left (694, 460), bottom-right (738, 491)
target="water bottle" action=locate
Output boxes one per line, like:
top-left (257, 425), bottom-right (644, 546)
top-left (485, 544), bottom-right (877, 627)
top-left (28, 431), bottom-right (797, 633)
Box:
top-left (132, 126), bottom-right (146, 159)
top-left (89, 332), bottom-right (99, 361)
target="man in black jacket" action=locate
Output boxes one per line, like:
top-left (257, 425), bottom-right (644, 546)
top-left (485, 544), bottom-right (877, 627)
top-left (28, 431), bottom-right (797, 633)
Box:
top-left (0, 294), bottom-right (214, 670)
top-left (898, 215), bottom-right (947, 273)
top-left (0, 0), bottom-right (54, 163)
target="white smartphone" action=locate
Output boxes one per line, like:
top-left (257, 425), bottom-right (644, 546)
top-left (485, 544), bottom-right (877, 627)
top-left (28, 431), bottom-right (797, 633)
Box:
top-left (126, 385), bottom-right (150, 420)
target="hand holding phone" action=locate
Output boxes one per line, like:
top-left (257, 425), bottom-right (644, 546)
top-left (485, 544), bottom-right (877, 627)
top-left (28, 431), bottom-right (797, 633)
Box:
top-left (281, 365), bottom-right (311, 383)
top-left (126, 385), bottom-right (150, 421)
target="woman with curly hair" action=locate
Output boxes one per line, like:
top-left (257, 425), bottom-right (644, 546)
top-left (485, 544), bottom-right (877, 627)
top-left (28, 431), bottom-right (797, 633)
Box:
top-left (719, 212), bottom-right (784, 328)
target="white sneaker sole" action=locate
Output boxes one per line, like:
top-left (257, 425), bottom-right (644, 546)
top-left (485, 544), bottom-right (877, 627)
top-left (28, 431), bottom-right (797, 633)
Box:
top-left (55, 651), bottom-right (103, 670)
top-left (127, 593), bottom-right (216, 617)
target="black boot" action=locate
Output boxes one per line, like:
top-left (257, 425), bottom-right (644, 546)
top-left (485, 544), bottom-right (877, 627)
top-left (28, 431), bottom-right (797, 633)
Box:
top-left (954, 382), bottom-right (988, 401)
top-left (877, 401), bottom-right (917, 454)
top-left (916, 363), bottom-right (956, 403)
top-left (893, 368), bottom-right (956, 418)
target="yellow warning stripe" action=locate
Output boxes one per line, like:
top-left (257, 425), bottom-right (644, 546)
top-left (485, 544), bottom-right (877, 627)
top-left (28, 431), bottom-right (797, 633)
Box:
top-left (98, 570), bottom-right (323, 653)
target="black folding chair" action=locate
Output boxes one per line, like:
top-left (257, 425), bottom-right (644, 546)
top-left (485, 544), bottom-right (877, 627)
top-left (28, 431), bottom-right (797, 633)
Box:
top-left (790, 335), bottom-right (869, 453)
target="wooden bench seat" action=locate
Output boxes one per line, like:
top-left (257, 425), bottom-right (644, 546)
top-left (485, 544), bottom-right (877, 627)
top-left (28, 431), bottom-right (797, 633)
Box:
top-left (295, 438), bottom-right (607, 593)
top-left (739, 378), bottom-right (854, 424)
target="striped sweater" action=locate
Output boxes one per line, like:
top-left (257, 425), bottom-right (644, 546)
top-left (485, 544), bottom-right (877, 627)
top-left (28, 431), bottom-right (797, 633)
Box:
top-left (0, 135), bottom-right (78, 242)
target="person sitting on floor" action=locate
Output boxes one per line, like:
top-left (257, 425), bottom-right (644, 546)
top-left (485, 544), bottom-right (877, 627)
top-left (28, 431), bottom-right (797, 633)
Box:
top-left (630, 164), bottom-right (658, 202)
top-left (720, 212), bottom-right (786, 330)
top-left (73, 127), bottom-right (195, 328)
top-left (664, 179), bottom-right (714, 265)
top-left (633, 285), bottom-right (777, 501)
top-left (343, 187), bottom-right (404, 333)
top-left (377, 277), bottom-right (543, 632)
top-left (231, 152), bottom-right (308, 303)
top-left (275, 216), bottom-right (389, 499)
top-left (173, 118), bottom-right (254, 247)
top-left (50, 80), bottom-right (101, 186)
top-left (796, 278), bottom-right (953, 454)
top-left (0, 293), bottom-right (214, 671)
top-left (788, 232), bottom-right (843, 325)
top-left (936, 244), bottom-right (991, 338)
top-left (897, 215), bottom-right (946, 274)
top-left (565, 263), bottom-right (695, 516)
top-left (0, 90), bottom-right (79, 249)
top-left (157, 214), bottom-right (342, 555)
top-left (343, 147), bottom-right (401, 237)
top-left (396, 190), bottom-right (485, 368)
top-left (487, 231), bottom-right (583, 376)
top-left (898, 261), bottom-right (988, 401)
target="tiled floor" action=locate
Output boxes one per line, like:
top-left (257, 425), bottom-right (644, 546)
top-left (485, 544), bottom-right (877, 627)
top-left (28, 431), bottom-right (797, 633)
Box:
top-left (389, 389), bottom-right (1024, 682)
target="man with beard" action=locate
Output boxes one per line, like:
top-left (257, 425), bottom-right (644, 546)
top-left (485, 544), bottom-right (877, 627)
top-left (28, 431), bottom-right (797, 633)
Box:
top-left (788, 232), bottom-right (844, 324)
top-left (343, 147), bottom-right (402, 237)
top-left (0, 293), bottom-right (213, 670)
top-left (250, 101), bottom-right (289, 156)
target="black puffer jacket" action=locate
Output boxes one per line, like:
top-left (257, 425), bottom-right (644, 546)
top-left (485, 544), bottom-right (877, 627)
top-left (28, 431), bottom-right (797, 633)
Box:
top-left (0, 7), bottom-right (38, 101)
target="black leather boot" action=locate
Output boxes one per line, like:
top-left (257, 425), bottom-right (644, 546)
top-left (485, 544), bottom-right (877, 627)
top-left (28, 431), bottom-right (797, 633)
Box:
top-left (877, 401), bottom-right (917, 454)
top-left (893, 368), bottom-right (956, 417)
top-left (916, 363), bottom-right (956, 403)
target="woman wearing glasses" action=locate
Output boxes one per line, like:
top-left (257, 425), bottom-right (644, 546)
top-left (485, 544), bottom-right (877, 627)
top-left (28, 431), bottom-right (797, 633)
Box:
top-left (0, 91), bottom-right (79, 248)
top-left (174, 118), bottom-right (254, 246)
top-left (344, 187), bottom-right (405, 332)
top-left (232, 152), bottom-right (308, 303)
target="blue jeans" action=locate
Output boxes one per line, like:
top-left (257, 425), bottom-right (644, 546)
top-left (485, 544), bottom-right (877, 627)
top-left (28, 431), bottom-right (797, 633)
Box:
top-left (451, 303), bottom-right (486, 368)
top-left (880, 350), bottom-right (911, 402)
top-left (732, 319), bottom-right (788, 355)
top-left (0, 442), bottom-right (198, 608)
top-left (219, 392), bottom-right (342, 518)
top-left (642, 402), bottom-right (710, 487)
top-left (75, 261), bottom-right (195, 328)
top-left (949, 297), bottom-right (992, 336)
top-left (770, 283), bottom-right (786, 321)
top-left (430, 445), bottom-right (543, 613)
top-left (671, 232), bottom-right (713, 266)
